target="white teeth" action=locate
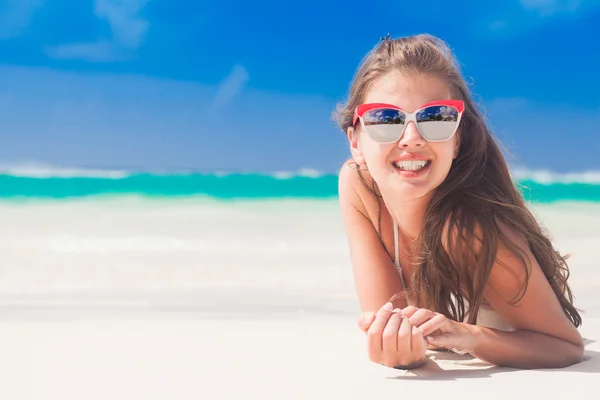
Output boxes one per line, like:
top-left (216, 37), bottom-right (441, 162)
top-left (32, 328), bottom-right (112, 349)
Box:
top-left (393, 160), bottom-right (429, 171)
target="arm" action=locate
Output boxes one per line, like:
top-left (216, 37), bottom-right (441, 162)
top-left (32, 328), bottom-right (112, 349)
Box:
top-left (338, 160), bottom-right (407, 311)
top-left (468, 326), bottom-right (583, 369)
top-left (468, 226), bottom-right (584, 369)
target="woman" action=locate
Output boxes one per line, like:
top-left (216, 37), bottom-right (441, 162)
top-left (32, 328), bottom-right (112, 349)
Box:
top-left (333, 34), bottom-right (583, 370)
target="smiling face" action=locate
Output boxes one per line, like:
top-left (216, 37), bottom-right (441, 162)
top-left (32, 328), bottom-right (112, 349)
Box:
top-left (347, 72), bottom-right (461, 202)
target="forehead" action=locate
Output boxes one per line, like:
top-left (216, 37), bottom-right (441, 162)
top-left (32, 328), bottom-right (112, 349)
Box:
top-left (363, 72), bottom-right (453, 112)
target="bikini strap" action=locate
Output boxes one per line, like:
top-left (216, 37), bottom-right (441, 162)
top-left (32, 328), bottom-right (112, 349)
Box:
top-left (393, 220), bottom-right (400, 271)
top-left (393, 220), bottom-right (411, 306)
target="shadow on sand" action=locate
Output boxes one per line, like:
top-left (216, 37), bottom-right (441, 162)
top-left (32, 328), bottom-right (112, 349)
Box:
top-left (388, 339), bottom-right (599, 381)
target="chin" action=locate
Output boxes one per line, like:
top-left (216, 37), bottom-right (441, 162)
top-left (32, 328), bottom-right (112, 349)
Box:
top-left (394, 184), bottom-right (437, 201)
top-left (388, 171), bottom-right (447, 201)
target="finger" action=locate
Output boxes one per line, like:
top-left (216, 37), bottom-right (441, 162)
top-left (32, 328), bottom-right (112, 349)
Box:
top-left (408, 308), bottom-right (436, 327)
top-left (411, 326), bottom-right (427, 358)
top-left (396, 317), bottom-right (413, 364)
top-left (383, 308), bottom-right (402, 356)
top-left (426, 333), bottom-right (455, 349)
top-left (418, 314), bottom-right (448, 337)
top-left (357, 312), bottom-right (376, 333)
top-left (366, 302), bottom-right (394, 362)
top-left (426, 330), bottom-right (472, 354)
top-left (400, 306), bottom-right (419, 318)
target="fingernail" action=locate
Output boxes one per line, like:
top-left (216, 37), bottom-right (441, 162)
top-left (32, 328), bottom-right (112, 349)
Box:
top-left (383, 302), bottom-right (393, 311)
top-left (392, 308), bottom-right (402, 314)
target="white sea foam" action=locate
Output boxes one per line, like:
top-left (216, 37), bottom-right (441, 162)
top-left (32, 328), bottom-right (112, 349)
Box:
top-left (2, 160), bottom-right (600, 185)
top-left (270, 168), bottom-right (329, 179)
top-left (271, 171), bottom-right (295, 179)
top-left (297, 168), bottom-right (325, 178)
top-left (511, 167), bottom-right (600, 184)
top-left (0, 161), bottom-right (131, 179)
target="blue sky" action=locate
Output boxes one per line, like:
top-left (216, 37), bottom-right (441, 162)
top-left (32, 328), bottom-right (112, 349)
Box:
top-left (0, 0), bottom-right (599, 173)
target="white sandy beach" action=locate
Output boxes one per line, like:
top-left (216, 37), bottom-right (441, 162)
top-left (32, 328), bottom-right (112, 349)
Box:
top-left (0, 197), bottom-right (598, 399)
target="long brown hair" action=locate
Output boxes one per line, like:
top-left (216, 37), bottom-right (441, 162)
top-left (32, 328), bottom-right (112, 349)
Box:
top-left (333, 34), bottom-right (581, 327)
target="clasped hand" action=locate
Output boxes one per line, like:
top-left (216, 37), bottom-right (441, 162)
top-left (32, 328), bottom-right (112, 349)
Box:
top-left (357, 302), bottom-right (477, 369)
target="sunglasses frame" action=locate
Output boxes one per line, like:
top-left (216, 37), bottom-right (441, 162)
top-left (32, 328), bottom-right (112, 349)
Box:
top-left (352, 100), bottom-right (465, 144)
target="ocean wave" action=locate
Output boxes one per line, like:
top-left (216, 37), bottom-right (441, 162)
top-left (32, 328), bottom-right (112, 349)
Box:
top-left (0, 161), bottom-right (335, 180)
top-left (511, 168), bottom-right (600, 184)
top-left (0, 161), bottom-right (132, 179)
top-left (270, 171), bottom-right (320, 179)
top-left (3, 160), bottom-right (600, 185)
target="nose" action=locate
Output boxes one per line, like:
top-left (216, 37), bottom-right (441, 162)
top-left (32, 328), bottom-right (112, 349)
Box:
top-left (398, 121), bottom-right (425, 148)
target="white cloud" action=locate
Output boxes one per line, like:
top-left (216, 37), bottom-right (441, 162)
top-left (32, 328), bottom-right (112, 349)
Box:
top-left (0, 0), bottom-right (46, 39)
top-left (519, 0), bottom-right (599, 16)
top-left (46, 0), bottom-right (150, 62)
top-left (439, 106), bottom-right (454, 118)
top-left (483, 0), bottom-right (599, 35)
top-left (95, 0), bottom-right (149, 48)
top-left (209, 65), bottom-right (250, 111)
top-left (45, 40), bottom-right (117, 63)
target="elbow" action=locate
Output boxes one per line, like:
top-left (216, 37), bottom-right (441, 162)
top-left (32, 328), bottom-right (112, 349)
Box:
top-left (566, 330), bottom-right (586, 366)
top-left (550, 337), bottom-right (585, 369)
top-left (545, 326), bottom-right (586, 369)
top-left (558, 346), bottom-right (585, 369)
top-left (566, 338), bottom-right (585, 366)
top-left (518, 332), bottom-right (585, 369)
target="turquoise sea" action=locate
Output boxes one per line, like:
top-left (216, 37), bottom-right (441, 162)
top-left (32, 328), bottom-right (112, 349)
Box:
top-left (1, 167), bottom-right (599, 203)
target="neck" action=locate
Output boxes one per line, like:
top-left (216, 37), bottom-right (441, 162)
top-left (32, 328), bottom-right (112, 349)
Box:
top-left (381, 189), bottom-right (432, 242)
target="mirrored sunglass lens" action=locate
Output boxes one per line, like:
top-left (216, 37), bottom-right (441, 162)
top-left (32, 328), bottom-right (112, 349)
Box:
top-left (363, 109), bottom-right (405, 142)
top-left (416, 105), bottom-right (459, 140)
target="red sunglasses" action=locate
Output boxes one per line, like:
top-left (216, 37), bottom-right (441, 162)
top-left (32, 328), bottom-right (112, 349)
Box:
top-left (352, 100), bottom-right (465, 143)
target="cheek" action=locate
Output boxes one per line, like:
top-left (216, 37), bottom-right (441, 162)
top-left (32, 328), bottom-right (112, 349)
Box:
top-left (359, 139), bottom-right (387, 163)
top-left (431, 143), bottom-right (456, 169)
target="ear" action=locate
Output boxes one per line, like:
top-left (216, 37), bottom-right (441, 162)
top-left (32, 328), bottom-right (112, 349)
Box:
top-left (347, 126), bottom-right (366, 166)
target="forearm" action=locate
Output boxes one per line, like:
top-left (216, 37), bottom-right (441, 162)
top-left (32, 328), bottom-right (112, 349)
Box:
top-left (469, 326), bottom-right (584, 369)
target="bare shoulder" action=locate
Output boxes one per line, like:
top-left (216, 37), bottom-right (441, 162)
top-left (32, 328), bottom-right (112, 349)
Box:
top-left (338, 159), bottom-right (382, 228)
top-left (442, 212), bottom-right (582, 347)
top-left (486, 220), bottom-right (582, 347)
top-left (338, 159), bottom-right (404, 311)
